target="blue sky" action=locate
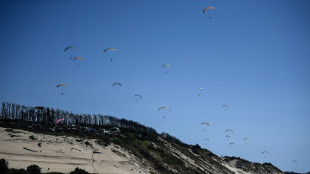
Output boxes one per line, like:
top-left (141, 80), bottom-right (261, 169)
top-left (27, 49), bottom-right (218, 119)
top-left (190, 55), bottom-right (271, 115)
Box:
top-left (0, 0), bottom-right (309, 172)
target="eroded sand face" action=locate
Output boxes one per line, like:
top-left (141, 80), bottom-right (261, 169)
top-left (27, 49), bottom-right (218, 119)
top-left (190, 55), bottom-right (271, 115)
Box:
top-left (0, 127), bottom-right (151, 174)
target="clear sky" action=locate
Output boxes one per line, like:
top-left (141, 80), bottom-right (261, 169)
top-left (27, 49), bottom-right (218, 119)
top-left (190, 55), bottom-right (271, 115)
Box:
top-left (0, 0), bottom-right (309, 172)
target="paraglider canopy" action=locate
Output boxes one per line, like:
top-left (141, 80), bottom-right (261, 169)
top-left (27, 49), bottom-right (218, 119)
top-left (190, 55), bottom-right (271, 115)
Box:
top-left (72, 57), bottom-right (84, 61)
top-left (56, 118), bottom-right (64, 125)
top-left (203, 7), bottom-right (215, 13)
top-left (201, 122), bottom-right (209, 126)
top-left (158, 106), bottom-right (170, 112)
top-left (112, 83), bottom-right (121, 87)
top-left (196, 87), bottom-right (203, 91)
top-left (64, 46), bottom-right (78, 52)
top-left (103, 48), bottom-right (119, 53)
top-left (134, 94), bottom-right (142, 99)
top-left (243, 138), bottom-right (249, 144)
top-left (110, 127), bottom-right (120, 133)
top-left (134, 94), bottom-right (143, 102)
top-left (161, 64), bottom-right (171, 68)
top-left (225, 129), bottom-right (234, 134)
top-left (57, 84), bottom-right (68, 88)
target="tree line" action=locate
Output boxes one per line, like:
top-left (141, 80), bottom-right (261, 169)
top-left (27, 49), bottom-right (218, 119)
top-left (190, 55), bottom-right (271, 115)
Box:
top-left (0, 102), bottom-right (157, 136)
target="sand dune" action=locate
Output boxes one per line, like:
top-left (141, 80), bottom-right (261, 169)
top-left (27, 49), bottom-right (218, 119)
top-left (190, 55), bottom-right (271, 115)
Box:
top-left (0, 127), bottom-right (151, 174)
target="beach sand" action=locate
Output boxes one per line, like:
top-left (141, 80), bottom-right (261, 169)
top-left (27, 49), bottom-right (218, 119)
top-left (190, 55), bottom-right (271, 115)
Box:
top-left (0, 127), bottom-right (152, 174)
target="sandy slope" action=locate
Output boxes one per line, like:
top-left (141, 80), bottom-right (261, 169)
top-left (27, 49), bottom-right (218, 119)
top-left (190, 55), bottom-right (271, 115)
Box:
top-left (0, 127), bottom-right (151, 174)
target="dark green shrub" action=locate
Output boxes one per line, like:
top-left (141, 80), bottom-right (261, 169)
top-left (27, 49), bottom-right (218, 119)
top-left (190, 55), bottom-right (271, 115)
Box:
top-left (26, 164), bottom-right (41, 174)
top-left (69, 167), bottom-right (89, 174)
top-left (9, 168), bottom-right (28, 174)
top-left (0, 158), bottom-right (9, 174)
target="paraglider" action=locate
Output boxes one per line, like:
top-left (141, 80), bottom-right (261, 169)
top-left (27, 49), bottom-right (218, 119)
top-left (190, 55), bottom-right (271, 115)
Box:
top-left (243, 138), bottom-right (249, 144)
top-left (225, 135), bottom-right (231, 141)
top-left (196, 87), bottom-right (203, 96)
top-left (56, 118), bottom-right (64, 125)
top-left (203, 7), bottom-right (215, 19)
top-left (64, 46), bottom-right (78, 60)
top-left (222, 105), bottom-right (229, 111)
top-left (112, 83), bottom-right (121, 92)
top-left (229, 142), bottom-right (235, 148)
top-left (134, 94), bottom-right (142, 102)
top-left (204, 138), bottom-right (210, 145)
top-left (103, 48), bottom-right (119, 62)
top-left (72, 57), bottom-right (84, 67)
top-left (158, 106), bottom-right (171, 119)
top-left (262, 151), bottom-right (269, 158)
top-left (57, 84), bottom-right (68, 95)
top-left (292, 160), bottom-right (298, 167)
top-left (201, 122), bottom-right (209, 131)
top-left (110, 127), bottom-right (120, 133)
top-left (161, 64), bottom-right (171, 74)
